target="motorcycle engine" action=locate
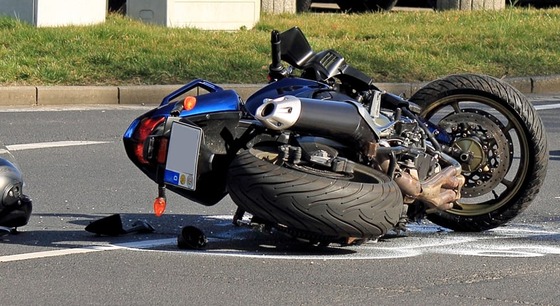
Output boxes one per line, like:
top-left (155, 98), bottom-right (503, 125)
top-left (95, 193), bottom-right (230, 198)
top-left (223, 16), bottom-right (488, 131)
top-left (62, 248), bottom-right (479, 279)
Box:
top-left (388, 117), bottom-right (441, 181)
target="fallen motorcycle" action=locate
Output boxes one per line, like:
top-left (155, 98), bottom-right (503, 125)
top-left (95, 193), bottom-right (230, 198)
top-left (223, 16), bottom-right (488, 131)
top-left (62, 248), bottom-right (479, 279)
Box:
top-left (124, 27), bottom-right (548, 246)
top-left (0, 141), bottom-right (32, 235)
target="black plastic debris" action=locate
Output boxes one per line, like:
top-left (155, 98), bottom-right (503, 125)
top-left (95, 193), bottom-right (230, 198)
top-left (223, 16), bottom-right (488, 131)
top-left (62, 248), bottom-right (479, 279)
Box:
top-left (177, 225), bottom-right (207, 249)
top-left (85, 214), bottom-right (124, 236)
top-left (128, 220), bottom-right (155, 234)
top-left (85, 214), bottom-right (154, 236)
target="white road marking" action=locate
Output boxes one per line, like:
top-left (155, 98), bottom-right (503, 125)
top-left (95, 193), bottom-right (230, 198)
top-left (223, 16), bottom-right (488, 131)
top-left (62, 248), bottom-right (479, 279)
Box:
top-left (0, 105), bottom-right (152, 112)
top-left (0, 239), bottom-right (175, 263)
top-left (534, 104), bottom-right (560, 110)
top-left (6, 141), bottom-right (111, 151)
top-left (2, 222), bottom-right (560, 262)
top-left (122, 220), bottom-right (560, 259)
top-left (0, 246), bottom-right (118, 262)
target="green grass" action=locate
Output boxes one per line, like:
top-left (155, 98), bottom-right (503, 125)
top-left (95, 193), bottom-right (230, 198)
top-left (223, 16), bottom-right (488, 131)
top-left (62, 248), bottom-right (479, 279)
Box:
top-left (0, 7), bottom-right (559, 86)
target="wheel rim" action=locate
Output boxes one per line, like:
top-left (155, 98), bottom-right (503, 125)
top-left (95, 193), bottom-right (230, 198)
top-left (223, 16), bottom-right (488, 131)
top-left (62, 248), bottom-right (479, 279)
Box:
top-left (421, 94), bottom-right (531, 216)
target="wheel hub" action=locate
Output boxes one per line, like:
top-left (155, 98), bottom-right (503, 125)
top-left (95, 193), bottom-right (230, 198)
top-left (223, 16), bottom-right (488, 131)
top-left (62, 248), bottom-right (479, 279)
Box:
top-left (452, 137), bottom-right (485, 172)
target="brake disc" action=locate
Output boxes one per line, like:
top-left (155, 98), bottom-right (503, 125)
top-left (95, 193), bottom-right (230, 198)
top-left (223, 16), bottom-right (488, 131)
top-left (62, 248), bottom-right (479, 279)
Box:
top-left (439, 109), bottom-right (512, 197)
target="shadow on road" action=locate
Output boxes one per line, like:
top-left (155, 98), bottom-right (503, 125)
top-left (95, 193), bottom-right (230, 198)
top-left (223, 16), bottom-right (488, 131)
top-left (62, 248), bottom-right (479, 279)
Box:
top-left (1, 213), bottom-right (360, 256)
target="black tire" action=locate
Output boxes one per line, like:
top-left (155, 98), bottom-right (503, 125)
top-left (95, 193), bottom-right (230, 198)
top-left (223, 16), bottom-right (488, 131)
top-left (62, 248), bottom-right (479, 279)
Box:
top-left (337, 0), bottom-right (398, 12)
top-left (516, 0), bottom-right (560, 8)
top-left (296, 0), bottom-right (313, 12)
top-left (227, 145), bottom-right (403, 241)
top-left (108, 0), bottom-right (126, 13)
top-left (409, 74), bottom-right (548, 232)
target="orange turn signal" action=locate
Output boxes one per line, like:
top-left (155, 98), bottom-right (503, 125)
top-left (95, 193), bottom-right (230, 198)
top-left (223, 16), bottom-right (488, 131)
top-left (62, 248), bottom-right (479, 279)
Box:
top-left (183, 96), bottom-right (197, 111)
top-left (153, 197), bottom-right (167, 217)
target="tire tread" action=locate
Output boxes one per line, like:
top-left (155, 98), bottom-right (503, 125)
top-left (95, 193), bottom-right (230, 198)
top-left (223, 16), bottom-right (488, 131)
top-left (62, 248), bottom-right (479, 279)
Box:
top-left (227, 150), bottom-right (404, 239)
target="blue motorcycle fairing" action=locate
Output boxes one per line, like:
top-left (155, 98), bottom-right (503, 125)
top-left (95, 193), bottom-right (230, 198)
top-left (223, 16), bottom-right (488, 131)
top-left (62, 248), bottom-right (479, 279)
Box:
top-left (244, 77), bottom-right (331, 115)
top-left (124, 79), bottom-right (241, 140)
top-left (178, 89), bottom-right (240, 118)
top-left (156, 79), bottom-right (241, 118)
top-left (160, 78), bottom-right (224, 106)
top-left (123, 115), bottom-right (144, 139)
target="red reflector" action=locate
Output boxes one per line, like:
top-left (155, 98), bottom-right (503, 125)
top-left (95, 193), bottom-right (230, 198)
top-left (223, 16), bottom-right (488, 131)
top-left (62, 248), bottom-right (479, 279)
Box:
top-left (133, 117), bottom-right (165, 164)
top-left (134, 143), bottom-right (146, 164)
top-left (183, 96), bottom-right (197, 111)
top-left (157, 138), bottom-right (168, 164)
top-left (153, 197), bottom-right (166, 217)
top-left (135, 117), bottom-right (165, 141)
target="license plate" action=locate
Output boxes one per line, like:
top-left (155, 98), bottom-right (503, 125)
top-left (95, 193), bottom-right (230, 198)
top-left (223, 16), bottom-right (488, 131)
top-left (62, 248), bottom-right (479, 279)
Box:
top-left (163, 121), bottom-right (203, 191)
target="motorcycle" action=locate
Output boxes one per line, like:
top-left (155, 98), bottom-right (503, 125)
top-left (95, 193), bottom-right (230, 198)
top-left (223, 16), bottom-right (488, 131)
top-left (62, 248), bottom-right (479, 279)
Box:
top-left (0, 141), bottom-right (32, 235)
top-left (123, 27), bottom-right (548, 246)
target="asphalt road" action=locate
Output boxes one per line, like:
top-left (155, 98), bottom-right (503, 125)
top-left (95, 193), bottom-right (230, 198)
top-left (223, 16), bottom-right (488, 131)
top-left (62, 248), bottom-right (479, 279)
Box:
top-left (1, 94), bottom-right (560, 305)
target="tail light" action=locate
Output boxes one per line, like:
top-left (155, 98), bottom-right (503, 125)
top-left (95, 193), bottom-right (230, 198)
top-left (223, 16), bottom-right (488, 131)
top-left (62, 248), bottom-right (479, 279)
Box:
top-left (132, 117), bottom-right (165, 164)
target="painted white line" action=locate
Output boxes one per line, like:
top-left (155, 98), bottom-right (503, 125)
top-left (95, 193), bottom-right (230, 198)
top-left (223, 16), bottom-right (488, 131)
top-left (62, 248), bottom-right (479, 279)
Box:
top-left (0, 105), bottom-right (153, 112)
top-left (117, 238), bottom-right (176, 249)
top-left (6, 141), bottom-right (111, 151)
top-left (2, 223), bottom-right (560, 263)
top-left (0, 245), bottom-right (118, 262)
top-left (0, 238), bottom-right (175, 263)
top-left (103, 225), bottom-right (560, 260)
top-left (534, 103), bottom-right (560, 110)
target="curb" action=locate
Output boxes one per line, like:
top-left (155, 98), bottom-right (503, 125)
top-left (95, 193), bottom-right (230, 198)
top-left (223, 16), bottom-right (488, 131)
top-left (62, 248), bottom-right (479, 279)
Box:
top-left (1, 75), bottom-right (559, 107)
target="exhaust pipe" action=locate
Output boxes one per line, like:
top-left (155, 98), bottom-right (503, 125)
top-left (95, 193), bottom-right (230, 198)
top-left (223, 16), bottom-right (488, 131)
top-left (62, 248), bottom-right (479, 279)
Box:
top-left (254, 95), bottom-right (377, 144)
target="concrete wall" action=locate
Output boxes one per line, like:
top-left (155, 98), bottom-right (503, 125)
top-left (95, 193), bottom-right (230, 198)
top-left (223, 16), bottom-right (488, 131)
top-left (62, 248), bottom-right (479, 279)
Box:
top-left (127, 0), bottom-right (260, 30)
top-left (261, 0), bottom-right (296, 14)
top-left (0, 0), bottom-right (106, 27)
top-left (437, 0), bottom-right (505, 10)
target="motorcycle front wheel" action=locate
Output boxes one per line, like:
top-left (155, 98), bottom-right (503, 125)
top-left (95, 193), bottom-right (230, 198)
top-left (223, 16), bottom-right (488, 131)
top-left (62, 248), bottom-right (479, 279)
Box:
top-left (409, 73), bottom-right (548, 232)
top-left (227, 144), bottom-right (404, 242)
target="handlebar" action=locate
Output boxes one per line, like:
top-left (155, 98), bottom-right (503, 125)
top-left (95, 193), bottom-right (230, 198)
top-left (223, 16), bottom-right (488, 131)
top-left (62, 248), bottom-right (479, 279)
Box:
top-left (270, 30), bottom-right (282, 73)
top-left (268, 30), bottom-right (291, 81)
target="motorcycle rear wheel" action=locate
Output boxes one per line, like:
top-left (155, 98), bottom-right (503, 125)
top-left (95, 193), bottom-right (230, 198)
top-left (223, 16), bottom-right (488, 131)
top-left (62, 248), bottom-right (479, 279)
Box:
top-left (227, 144), bottom-right (404, 242)
top-left (409, 74), bottom-right (548, 232)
